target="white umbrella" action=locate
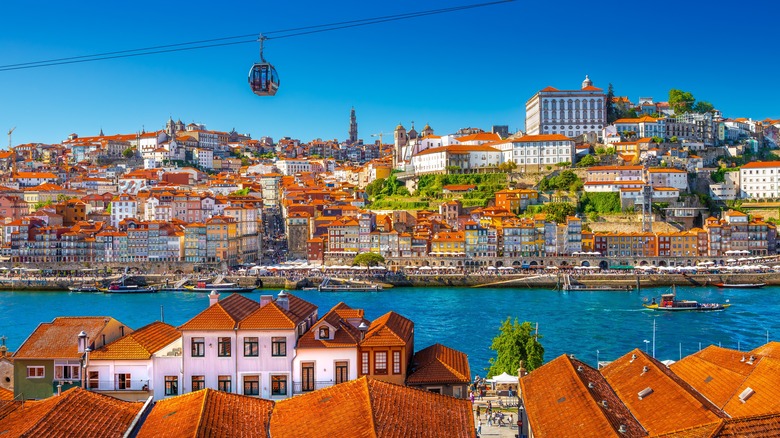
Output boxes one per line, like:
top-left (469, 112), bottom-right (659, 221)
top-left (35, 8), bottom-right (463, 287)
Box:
top-left (726, 259), bottom-right (737, 263)
top-left (419, 266), bottom-right (432, 270)
top-left (546, 266), bottom-right (559, 270)
top-left (487, 266), bottom-right (497, 270)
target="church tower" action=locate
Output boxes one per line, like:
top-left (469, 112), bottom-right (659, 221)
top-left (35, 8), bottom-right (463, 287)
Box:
top-left (348, 107), bottom-right (358, 144)
top-left (394, 123), bottom-right (408, 169)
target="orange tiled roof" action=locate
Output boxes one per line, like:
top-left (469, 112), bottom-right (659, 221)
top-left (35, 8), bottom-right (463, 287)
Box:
top-left (520, 354), bottom-right (646, 437)
top-left (269, 377), bottom-right (475, 438)
top-left (179, 293), bottom-right (261, 330)
top-left (90, 321), bottom-right (180, 360)
top-left (238, 302), bottom-right (296, 330)
top-left (722, 357), bottom-right (780, 417)
top-left (407, 343), bottom-right (470, 385)
top-left (751, 341), bottom-right (780, 359)
top-left (601, 349), bottom-right (725, 435)
top-left (669, 348), bottom-right (749, 409)
top-left (0, 387), bottom-right (13, 401)
top-left (362, 311), bottom-right (414, 348)
top-left (512, 134), bottom-right (572, 143)
top-left (0, 387), bottom-right (141, 437)
top-left (137, 388), bottom-right (273, 438)
top-left (14, 316), bottom-right (122, 359)
top-left (297, 302), bottom-right (364, 349)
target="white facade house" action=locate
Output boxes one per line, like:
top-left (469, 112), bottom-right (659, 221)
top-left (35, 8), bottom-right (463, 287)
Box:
top-left (193, 148), bottom-right (214, 169)
top-left (584, 180), bottom-right (645, 193)
top-left (525, 75), bottom-right (606, 138)
top-left (495, 134), bottom-right (575, 172)
top-left (292, 303), bottom-right (364, 393)
top-left (179, 292), bottom-right (318, 400)
top-left (110, 193), bottom-right (138, 227)
top-left (613, 116), bottom-right (665, 139)
top-left (710, 171), bottom-right (740, 201)
top-left (276, 159), bottom-right (311, 176)
top-left (410, 145), bottom-right (502, 175)
top-left (648, 168), bottom-right (688, 191)
top-left (739, 161), bottom-right (780, 199)
top-left (86, 321), bottom-right (182, 402)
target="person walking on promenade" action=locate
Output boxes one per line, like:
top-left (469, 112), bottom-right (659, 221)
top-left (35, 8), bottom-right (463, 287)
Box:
top-left (477, 419), bottom-right (482, 436)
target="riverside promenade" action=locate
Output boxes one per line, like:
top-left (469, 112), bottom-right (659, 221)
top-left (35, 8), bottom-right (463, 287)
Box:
top-left (0, 271), bottom-right (779, 291)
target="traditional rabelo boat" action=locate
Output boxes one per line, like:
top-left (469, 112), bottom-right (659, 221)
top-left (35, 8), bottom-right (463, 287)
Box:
top-left (643, 286), bottom-right (730, 311)
top-left (712, 282), bottom-right (765, 289)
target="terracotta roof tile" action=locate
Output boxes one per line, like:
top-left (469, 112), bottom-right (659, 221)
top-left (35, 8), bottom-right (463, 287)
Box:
top-left (0, 387), bottom-right (14, 401)
top-left (179, 294), bottom-right (261, 331)
top-left (670, 353), bottom-right (747, 409)
top-left (407, 343), bottom-right (471, 385)
top-left (520, 354), bottom-right (646, 438)
top-left (601, 349), bottom-right (725, 435)
top-left (239, 302), bottom-right (296, 330)
top-left (751, 342), bottom-right (780, 359)
top-left (715, 412), bottom-right (780, 437)
top-left (269, 377), bottom-right (475, 438)
top-left (14, 317), bottom-right (123, 359)
top-left (722, 358), bottom-right (780, 417)
top-left (0, 387), bottom-right (141, 437)
top-left (297, 303), bottom-right (363, 349)
top-left (362, 312), bottom-right (414, 348)
top-left (137, 388), bottom-right (273, 438)
top-left (90, 321), bottom-right (180, 360)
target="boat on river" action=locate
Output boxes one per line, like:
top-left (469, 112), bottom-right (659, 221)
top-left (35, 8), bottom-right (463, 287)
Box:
top-left (68, 284), bottom-right (101, 293)
top-left (643, 286), bottom-right (729, 311)
top-left (183, 281), bottom-right (255, 293)
top-left (101, 282), bottom-right (157, 294)
top-left (712, 282), bottom-right (765, 289)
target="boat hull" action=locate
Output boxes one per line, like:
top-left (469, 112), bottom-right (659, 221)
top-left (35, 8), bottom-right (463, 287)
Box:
top-left (643, 303), bottom-right (730, 311)
top-left (184, 287), bottom-right (256, 293)
top-left (713, 283), bottom-right (765, 289)
top-left (101, 287), bottom-right (157, 294)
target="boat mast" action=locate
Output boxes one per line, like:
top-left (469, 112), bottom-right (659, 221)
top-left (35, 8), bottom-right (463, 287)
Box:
top-left (652, 318), bottom-right (656, 358)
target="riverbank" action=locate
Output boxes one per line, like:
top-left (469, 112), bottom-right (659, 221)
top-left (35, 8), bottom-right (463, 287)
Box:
top-left (0, 272), bottom-right (778, 291)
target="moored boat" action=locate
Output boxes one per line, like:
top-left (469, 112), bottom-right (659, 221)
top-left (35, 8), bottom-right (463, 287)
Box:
top-left (183, 281), bottom-right (255, 293)
top-left (643, 286), bottom-right (729, 311)
top-left (100, 276), bottom-right (156, 294)
top-left (712, 282), bottom-right (765, 289)
top-left (68, 285), bottom-right (101, 293)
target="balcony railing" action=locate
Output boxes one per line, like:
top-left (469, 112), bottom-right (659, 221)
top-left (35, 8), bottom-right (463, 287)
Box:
top-left (292, 379), bottom-right (338, 393)
top-left (87, 379), bottom-right (150, 392)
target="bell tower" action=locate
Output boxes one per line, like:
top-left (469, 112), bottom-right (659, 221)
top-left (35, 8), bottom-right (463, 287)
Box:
top-left (348, 107), bottom-right (358, 144)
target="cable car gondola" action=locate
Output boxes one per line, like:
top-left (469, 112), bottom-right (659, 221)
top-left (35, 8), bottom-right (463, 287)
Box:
top-left (248, 34), bottom-right (279, 96)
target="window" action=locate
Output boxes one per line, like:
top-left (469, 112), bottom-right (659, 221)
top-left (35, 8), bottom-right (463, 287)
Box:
top-left (374, 351), bottom-right (388, 375)
top-left (218, 375), bottom-right (232, 393)
top-left (272, 337), bottom-right (287, 357)
top-left (301, 362), bottom-right (315, 392)
top-left (244, 337), bottom-right (259, 357)
top-left (192, 375), bottom-right (205, 391)
top-left (271, 375), bottom-right (288, 396)
top-left (318, 326), bottom-right (330, 339)
top-left (393, 351), bottom-right (402, 374)
top-left (191, 337), bottom-right (205, 357)
top-left (88, 371), bottom-right (99, 389)
top-left (335, 361), bottom-right (349, 384)
top-left (361, 352), bottom-right (369, 375)
top-left (244, 375), bottom-right (259, 396)
top-left (218, 337), bottom-right (231, 357)
top-left (115, 373), bottom-right (131, 390)
top-left (54, 360), bottom-right (80, 380)
top-left (27, 366), bottom-right (45, 378)
top-left (165, 376), bottom-right (178, 396)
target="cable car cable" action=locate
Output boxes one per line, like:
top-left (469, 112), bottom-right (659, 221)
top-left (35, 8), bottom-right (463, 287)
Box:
top-left (0, 0), bottom-right (514, 72)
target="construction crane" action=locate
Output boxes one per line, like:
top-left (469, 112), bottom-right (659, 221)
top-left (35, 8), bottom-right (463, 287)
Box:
top-left (7, 127), bottom-right (15, 149)
top-left (371, 131), bottom-right (393, 162)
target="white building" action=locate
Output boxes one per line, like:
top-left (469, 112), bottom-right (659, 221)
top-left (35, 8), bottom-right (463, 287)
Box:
top-left (276, 158), bottom-right (312, 176)
top-left (410, 144), bottom-right (502, 175)
top-left (525, 75), bottom-right (606, 138)
top-left (292, 303), bottom-right (364, 393)
top-left (495, 134), bottom-right (575, 172)
top-left (648, 168), bottom-right (688, 191)
top-left (179, 292), bottom-right (318, 400)
top-left (110, 193), bottom-right (138, 227)
top-left (709, 171), bottom-right (739, 201)
top-left (584, 180), bottom-right (645, 193)
top-left (739, 161), bottom-right (780, 199)
top-left (87, 321), bottom-right (182, 401)
top-left (193, 148), bottom-right (214, 169)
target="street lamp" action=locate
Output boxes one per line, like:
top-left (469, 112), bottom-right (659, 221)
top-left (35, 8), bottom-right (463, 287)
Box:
top-left (643, 339), bottom-right (650, 353)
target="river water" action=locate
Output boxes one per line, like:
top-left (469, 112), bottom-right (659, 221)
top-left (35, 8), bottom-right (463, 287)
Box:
top-left (1, 286), bottom-right (776, 375)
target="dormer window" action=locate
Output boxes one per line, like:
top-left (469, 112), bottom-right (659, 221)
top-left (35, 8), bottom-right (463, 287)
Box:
top-left (319, 326), bottom-right (330, 339)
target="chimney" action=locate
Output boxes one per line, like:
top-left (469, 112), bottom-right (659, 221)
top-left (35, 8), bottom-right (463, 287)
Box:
top-left (358, 321), bottom-right (369, 341)
top-left (260, 295), bottom-right (274, 308)
top-left (57, 384), bottom-right (62, 396)
top-left (276, 291), bottom-right (289, 311)
top-left (208, 290), bottom-right (220, 307)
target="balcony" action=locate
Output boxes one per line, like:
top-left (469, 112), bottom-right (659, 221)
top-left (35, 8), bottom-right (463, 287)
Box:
top-left (292, 379), bottom-right (338, 393)
top-left (87, 379), bottom-right (150, 392)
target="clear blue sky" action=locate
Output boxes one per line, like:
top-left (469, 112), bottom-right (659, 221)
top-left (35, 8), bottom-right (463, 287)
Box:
top-left (1, 0), bottom-right (778, 146)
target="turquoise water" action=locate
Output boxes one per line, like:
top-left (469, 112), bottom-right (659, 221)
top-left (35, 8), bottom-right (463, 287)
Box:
top-left (1, 286), bottom-right (777, 375)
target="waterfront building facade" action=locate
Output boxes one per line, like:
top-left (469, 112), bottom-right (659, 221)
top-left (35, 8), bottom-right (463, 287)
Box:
top-left (525, 75), bottom-right (606, 138)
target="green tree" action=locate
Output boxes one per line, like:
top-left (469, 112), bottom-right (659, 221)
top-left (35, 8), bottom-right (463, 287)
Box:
top-left (487, 318), bottom-right (544, 377)
top-left (577, 154), bottom-right (598, 167)
top-left (606, 83), bottom-right (619, 124)
top-left (693, 101), bottom-right (714, 113)
top-left (122, 148), bottom-right (135, 159)
top-left (670, 136), bottom-right (679, 143)
top-left (541, 202), bottom-right (576, 223)
top-left (366, 178), bottom-right (386, 198)
top-left (352, 252), bottom-right (385, 268)
top-left (669, 89), bottom-right (695, 114)
top-left (652, 136), bottom-right (663, 144)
